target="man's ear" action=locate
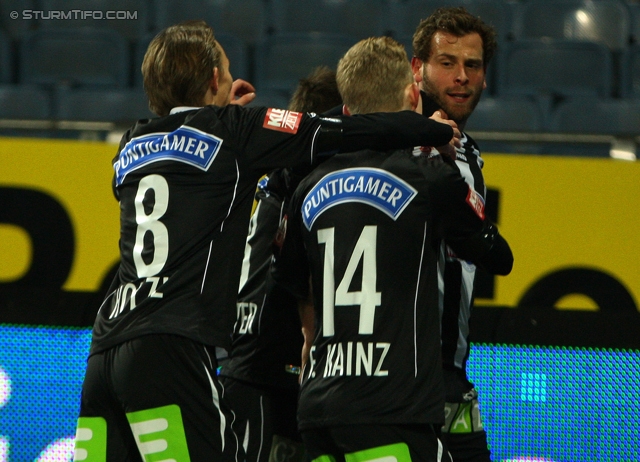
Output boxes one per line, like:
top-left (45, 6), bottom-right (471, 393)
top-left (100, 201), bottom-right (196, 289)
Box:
top-left (211, 67), bottom-right (219, 94)
top-left (411, 57), bottom-right (423, 84)
top-left (342, 105), bottom-right (351, 116)
top-left (406, 82), bottom-right (420, 112)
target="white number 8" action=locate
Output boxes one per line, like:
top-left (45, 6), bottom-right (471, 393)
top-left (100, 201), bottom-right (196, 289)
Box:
top-left (133, 174), bottom-right (169, 277)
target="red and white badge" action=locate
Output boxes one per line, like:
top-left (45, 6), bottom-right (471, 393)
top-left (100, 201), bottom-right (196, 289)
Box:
top-left (263, 108), bottom-right (303, 134)
top-left (466, 187), bottom-right (485, 220)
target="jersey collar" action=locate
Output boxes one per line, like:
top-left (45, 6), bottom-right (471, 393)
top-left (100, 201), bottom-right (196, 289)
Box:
top-left (169, 106), bottom-right (202, 115)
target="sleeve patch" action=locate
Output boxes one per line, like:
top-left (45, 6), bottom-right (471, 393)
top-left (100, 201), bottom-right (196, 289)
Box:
top-left (263, 108), bottom-right (303, 134)
top-left (466, 187), bottom-right (485, 220)
top-left (273, 214), bottom-right (288, 252)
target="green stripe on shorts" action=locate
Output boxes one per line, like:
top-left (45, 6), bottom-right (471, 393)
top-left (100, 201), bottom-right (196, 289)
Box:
top-left (126, 404), bottom-right (191, 461)
top-left (345, 442), bottom-right (412, 461)
top-left (74, 416), bottom-right (107, 461)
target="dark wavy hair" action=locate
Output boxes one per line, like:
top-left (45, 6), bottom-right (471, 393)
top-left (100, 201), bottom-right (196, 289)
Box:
top-left (412, 6), bottom-right (497, 68)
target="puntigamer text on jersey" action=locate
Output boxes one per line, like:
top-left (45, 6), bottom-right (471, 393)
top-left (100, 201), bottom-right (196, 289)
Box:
top-left (114, 126), bottom-right (223, 186)
top-left (302, 168), bottom-right (417, 230)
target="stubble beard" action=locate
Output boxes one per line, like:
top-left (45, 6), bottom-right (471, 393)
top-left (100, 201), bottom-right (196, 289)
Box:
top-left (422, 75), bottom-right (483, 127)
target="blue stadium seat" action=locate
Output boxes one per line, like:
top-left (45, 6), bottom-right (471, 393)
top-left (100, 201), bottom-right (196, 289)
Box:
top-left (631, 2), bottom-right (640, 44)
top-left (270, 0), bottom-right (389, 39)
top-left (0, 85), bottom-right (52, 120)
top-left (394, 35), bottom-right (414, 58)
top-left (465, 97), bottom-right (544, 132)
top-left (20, 29), bottom-right (129, 88)
top-left (0, 29), bottom-right (11, 84)
top-left (153, 0), bottom-right (268, 46)
top-left (56, 87), bottom-right (155, 123)
top-left (132, 33), bottom-right (155, 87)
top-left (254, 32), bottom-right (354, 94)
top-left (549, 97), bottom-right (640, 135)
top-left (38, 0), bottom-right (152, 42)
top-left (388, 0), bottom-right (514, 43)
top-left (216, 33), bottom-right (250, 80)
top-left (622, 43), bottom-right (640, 98)
top-left (0, 0), bottom-right (37, 40)
top-left (512, 0), bottom-right (632, 52)
top-left (247, 89), bottom-right (291, 110)
top-left (132, 32), bottom-right (249, 87)
top-left (497, 39), bottom-right (613, 100)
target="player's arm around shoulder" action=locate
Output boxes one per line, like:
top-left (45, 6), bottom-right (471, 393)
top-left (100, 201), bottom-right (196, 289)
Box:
top-left (423, 158), bottom-right (513, 275)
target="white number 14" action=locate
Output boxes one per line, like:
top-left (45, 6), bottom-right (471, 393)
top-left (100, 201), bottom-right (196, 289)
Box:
top-left (317, 226), bottom-right (381, 337)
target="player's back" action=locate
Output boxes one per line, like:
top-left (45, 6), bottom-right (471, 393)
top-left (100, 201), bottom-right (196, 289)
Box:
top-left (286, 148), bottom-right (483, 430)
top-left (93, 104), bottom-right (324, 355)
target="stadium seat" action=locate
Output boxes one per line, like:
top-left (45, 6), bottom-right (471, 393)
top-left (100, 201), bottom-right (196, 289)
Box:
top-left (465, 97), bottom-right (544, 132)
top-left (270, 0), bottom-right (390, 39)
top-left (215, 33), bottom-right (250, 81)
top-left (38, 0), bottom-right (152, 42)
top-left (0, 0), bottom-right (37, 40)
top-left (254, 32), bottom-right (354, 94)
top-left (631, 2), bottom-right (640, 44)
top-left (512, 0), bottom-right (632, 52)
top-left (153, 0), bottom-right (269, 46)
top-left (497, 39), bottom-right (613, 101)
top-left (133, 32), bottom-right (249, 87)
top-left (549, 97), bottom-right (640, 135)
top-left (0, 85), bottom-right (52, 120)
top-left (388, 0), bottom-right (514, 43)
top-left (621, 43), bottom-right (640, 98)
top-left (0, 30), bottom-right (11, 84)
top-left (247, 89), bottom-right (291, 110)
top-left (55, 87), bottom-right (154, 123)
top-left (19, 29), bottom-right (129, 88)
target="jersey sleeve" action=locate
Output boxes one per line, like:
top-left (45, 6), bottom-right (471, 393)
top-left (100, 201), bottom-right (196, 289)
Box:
top-left (229, 105), bottom-right (455, 175)
top-left (230, 105), bottom-right (321, 173)
top-left (427, 160), bottom-right (513, 275)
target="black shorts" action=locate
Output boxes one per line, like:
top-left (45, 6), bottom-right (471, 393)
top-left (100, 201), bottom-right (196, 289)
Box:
top-left (76, 334), bottom-right (242, 461)
top-left (301, 424), bottom-right (452, 462)
top-left (219, 376), bottom-right (303, 462)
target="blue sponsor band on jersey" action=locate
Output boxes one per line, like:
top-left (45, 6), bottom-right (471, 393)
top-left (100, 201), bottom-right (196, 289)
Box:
top-left (114, 125), bottom-right (223, 186)
top-left (302, 168), bottom-right (418, 230)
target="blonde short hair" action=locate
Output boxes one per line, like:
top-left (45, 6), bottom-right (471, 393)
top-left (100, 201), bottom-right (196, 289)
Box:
top-left (336, 36), bottom-right (413, 115)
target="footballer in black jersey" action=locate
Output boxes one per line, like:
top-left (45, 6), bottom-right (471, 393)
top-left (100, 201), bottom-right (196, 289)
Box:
top-left (219, 69), bottom-right (343, 462)
top-left (75, 22), bottom-right (460, 462)
top-left (273, 37), bottom-right (512, 462)
top-left (219, 171), bottom-right (306, 461)
top-left (411, 8), bottom-right (501, 461)
top-left (274, 149), bottom-right (512, 459)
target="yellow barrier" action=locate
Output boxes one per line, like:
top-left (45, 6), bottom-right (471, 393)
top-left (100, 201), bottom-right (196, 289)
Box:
top-left (0, 137), bottom-right (119, 290)
top-left (1, 138), bottom-right (638, 311)
top-left (481, 153), bottom-right (639, 310)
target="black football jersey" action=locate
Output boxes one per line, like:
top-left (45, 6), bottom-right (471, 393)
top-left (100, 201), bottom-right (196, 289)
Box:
top-left (419, 91), bottom-right (487, 398)
top-left (220, 171), bottom-right (303, 389)
top-left (274, 149), bottom-right (489, 429)
top-left (91, 105), bottom-right (332, 355)
top-left (437, 131), bottom-right (484, 385)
